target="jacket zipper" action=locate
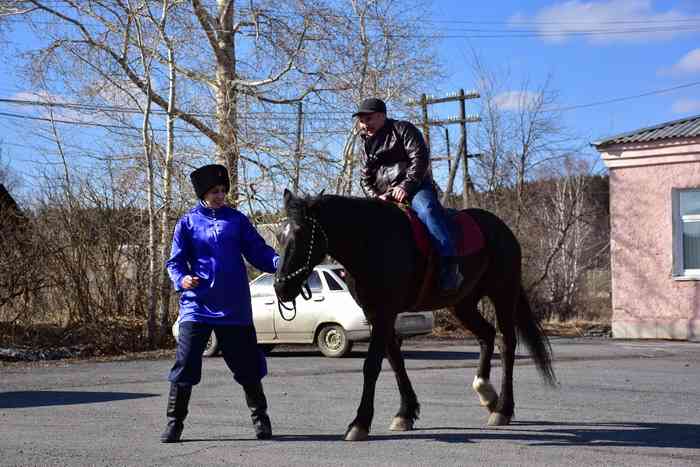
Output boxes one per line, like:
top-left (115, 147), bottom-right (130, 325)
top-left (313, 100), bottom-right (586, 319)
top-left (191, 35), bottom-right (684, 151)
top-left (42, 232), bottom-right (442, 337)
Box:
top-left (211, 208), bottom-right (218, 243)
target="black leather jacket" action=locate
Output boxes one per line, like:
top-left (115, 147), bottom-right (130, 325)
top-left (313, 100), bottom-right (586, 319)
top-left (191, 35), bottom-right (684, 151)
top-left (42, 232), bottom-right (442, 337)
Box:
top-left (359, 119), bottom-right (432, 199)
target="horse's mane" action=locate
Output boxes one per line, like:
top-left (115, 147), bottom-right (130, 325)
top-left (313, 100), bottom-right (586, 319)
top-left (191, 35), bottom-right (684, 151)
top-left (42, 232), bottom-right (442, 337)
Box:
top-left (286, 193), bottom-right (402, 226)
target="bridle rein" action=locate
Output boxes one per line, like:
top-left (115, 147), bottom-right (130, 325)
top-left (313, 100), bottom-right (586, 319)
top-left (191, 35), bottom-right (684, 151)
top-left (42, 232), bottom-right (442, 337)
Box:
top-left (275, 215), bottom-right (329, 321)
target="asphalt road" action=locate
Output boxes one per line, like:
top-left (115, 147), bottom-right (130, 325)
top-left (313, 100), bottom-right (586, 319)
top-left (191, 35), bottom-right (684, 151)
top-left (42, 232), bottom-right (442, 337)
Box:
top-left (1, 338), bottom-right (699, 466)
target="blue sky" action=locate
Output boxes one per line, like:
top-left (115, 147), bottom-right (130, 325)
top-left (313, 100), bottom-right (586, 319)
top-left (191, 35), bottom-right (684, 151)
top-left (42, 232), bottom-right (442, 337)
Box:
top-left (428, 0), bottom-right (700, 147)
top-left (1, 0), bottom-right (700, 190)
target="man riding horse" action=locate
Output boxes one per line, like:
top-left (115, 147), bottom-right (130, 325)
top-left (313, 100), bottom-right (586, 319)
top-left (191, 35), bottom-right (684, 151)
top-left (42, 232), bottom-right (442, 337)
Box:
top-left (355, 98), bottom-right (462, 294)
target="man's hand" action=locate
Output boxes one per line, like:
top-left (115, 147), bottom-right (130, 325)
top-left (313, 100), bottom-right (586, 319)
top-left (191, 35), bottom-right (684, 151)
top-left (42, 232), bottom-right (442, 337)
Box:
top-left (181, 275), bottom-right (200, 289)
top-left (380, 187), bottom-right (408, 203)
top-left (391, 187), bottom-right (408, 203)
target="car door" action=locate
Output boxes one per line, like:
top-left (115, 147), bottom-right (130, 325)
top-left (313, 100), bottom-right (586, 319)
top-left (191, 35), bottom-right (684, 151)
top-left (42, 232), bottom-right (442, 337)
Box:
top-left (250, 274), bottom-right (277, 342)
top-left (271, 270), bottom-right (327, 343)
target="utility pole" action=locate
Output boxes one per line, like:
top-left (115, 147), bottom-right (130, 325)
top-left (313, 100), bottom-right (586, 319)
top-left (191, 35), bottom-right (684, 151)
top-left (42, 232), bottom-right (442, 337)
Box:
top-left (408, 90), bottom-right (481, 208)
top-left (293, 101), bottom-right (304, 193)
top-left (420, 94), bottom-right (431, 151)
top-left (444, 127), bottom-right (451, 173)
top-left (459, 89), bottom-right (470, 208)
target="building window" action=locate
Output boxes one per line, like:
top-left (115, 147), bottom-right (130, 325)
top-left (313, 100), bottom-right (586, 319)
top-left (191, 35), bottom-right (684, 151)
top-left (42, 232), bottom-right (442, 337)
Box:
top-left (672, 188), bottom-right (700, 278)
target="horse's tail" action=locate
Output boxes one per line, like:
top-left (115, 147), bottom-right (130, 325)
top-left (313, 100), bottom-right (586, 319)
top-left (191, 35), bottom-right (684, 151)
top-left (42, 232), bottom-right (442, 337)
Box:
top-left (516, 286), bottom-right (557, 386)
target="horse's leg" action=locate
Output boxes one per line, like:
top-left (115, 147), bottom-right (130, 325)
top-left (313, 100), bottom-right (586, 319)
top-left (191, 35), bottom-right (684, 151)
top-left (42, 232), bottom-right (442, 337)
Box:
top-left (452, 296), bottom-right (498, 413)
top-left (487, 292), bottom-right (517, 426)
top-left (344, 316), bottom-right (390, 441)
top-left (385, 331), bottom-right (420, 431)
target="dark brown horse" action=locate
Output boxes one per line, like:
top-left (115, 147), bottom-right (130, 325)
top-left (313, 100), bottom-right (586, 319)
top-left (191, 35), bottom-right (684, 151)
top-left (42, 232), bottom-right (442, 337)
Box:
top-left (274, 189), bottom-right (556, 441)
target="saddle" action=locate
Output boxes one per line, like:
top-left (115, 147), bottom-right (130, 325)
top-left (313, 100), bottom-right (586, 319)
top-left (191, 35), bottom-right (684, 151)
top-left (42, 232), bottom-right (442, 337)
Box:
top-left (401, 206), bottom-right (485, 259)
top-left (399, 204), bottom-right (485, 307)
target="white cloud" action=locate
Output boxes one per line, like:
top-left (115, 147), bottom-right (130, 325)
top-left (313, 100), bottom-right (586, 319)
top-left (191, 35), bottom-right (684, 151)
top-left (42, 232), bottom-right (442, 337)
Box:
top-left (671, 98), bottom-right (700, 114)
top-left (493, 91), bottom-right (541, 111)
top-left (659, 48), bottom-right (700, 76)
top-left (510, 0), bottom-right (700, 45)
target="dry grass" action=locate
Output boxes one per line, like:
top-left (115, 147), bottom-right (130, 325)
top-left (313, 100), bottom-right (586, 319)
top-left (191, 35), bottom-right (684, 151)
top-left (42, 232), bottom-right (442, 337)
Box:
top-left (0, 318), bottom-right (176, 357)
top-left (0, 314), bottom-right (611, 365)
top-left (431, 313), bottom-right (611, 339)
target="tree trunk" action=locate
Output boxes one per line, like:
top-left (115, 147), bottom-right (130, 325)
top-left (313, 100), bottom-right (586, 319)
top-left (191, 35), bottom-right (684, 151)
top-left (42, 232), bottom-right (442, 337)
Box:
top-left (158, 39), bottom-right (177, 342)
top-left (214, 0), bottom-right (239, 206)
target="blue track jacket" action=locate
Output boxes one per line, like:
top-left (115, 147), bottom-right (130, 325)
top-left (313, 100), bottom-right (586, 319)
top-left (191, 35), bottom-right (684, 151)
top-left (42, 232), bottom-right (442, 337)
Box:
top-left (166, 202), bottom-right (279, 325)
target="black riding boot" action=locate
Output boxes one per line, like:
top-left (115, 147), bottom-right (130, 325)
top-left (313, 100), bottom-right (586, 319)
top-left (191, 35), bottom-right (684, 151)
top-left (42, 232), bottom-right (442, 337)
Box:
top-left (160, 383), bottom-right (192, 443)
top-left (244, 382), bottom-right (272, 440)
top-left (439, 257), bottom-right (463, 294)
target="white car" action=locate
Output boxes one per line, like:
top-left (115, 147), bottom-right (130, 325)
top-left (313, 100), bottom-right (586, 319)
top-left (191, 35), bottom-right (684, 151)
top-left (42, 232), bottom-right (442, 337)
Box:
top-left (172, 264), bottom-right (434, 357)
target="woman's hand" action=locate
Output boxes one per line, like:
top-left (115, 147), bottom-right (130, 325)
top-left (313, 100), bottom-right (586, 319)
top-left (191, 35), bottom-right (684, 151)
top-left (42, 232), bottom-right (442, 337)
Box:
top-left (181, 275), bottom-right (200, 289)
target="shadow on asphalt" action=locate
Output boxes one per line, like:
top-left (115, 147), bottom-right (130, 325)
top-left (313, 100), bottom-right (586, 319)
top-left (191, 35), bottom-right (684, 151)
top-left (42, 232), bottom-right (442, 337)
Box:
top-left (182, 422), bottom-right (700, 449)
top-left (504, 420), bottom-right (700, 449)
top-left (0, 390), bottom-right (158, 409)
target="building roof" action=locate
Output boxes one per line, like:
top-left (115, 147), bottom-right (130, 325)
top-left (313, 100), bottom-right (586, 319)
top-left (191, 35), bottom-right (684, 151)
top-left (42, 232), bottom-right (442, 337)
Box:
top-left (593, 114), bottom-right (700, 148)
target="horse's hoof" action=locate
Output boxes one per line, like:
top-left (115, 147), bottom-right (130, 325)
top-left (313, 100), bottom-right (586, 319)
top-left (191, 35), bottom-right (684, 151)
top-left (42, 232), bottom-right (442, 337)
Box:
top-left (344, 426), bottom-right (369, 441)
top-left (486, 413), bottom-right (512, 426)
top-left (389, 417), bottom-right (414, 431)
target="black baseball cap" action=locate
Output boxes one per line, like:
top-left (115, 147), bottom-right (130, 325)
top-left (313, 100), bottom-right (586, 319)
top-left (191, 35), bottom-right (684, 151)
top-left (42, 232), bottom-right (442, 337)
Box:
top-left (352, 98), bottom-right (387, 117)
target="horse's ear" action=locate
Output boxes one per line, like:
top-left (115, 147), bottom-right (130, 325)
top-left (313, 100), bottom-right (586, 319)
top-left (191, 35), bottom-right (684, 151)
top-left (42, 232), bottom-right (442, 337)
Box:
top-left (319, 189), bottom-right (325, 197)
top-left (283, 188), bottom-right (293, 205)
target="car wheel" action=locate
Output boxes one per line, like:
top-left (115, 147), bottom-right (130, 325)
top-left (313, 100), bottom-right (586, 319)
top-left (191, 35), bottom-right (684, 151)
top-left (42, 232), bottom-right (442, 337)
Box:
top-left (202, 332), bottom-right (219, 357)
top-left (317, 324), bottom-right (353, 358)
top-left (259, 344), bottom-right (276, 355)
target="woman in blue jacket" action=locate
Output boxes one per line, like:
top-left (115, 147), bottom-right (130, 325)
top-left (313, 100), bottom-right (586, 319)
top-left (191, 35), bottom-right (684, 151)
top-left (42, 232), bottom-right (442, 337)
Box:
top-left (161, 164), bottom-right (280, 443)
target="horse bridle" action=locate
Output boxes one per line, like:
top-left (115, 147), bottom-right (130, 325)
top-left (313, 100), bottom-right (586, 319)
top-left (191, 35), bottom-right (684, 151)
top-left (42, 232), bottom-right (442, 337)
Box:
top-left (275, 215), bottom-right (329, 321)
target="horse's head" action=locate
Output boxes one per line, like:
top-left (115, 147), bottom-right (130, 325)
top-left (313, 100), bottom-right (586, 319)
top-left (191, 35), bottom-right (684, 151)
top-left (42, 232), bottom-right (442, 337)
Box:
top-left (274, 189), bottom-right (329, 302)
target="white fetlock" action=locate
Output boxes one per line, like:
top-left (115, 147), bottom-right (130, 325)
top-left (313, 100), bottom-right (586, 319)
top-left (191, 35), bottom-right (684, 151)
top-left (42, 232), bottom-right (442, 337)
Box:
top-left (389, 416), bottom-right (414, 431)
top-left (472, 376), bottom-right (498, 407)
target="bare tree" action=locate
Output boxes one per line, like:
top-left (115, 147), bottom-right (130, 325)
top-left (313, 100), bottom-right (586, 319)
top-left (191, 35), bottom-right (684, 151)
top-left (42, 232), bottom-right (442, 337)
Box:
top-left (329, 0), bottom-right (442, 196)
top-left (6, 0), bottom-right (444, 345)
top-left (466, 55), bottom-right (608, 321)
top-left (0, 1), bottom-right (35, 17)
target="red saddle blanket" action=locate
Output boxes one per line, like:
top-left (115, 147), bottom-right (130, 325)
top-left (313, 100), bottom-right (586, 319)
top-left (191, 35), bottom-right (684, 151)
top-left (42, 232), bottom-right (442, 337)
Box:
top-left (404, 208), bottom-right (485, 259)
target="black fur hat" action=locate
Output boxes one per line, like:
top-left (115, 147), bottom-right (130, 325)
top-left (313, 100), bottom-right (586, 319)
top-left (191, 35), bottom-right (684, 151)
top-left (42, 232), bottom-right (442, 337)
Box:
top-left (190, 164), bottom-right (230, 199)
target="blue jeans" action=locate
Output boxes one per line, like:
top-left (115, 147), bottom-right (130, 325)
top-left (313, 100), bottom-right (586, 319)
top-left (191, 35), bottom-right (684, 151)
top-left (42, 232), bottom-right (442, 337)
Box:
top-left (169, 321), bottom-right (267, 386)
top-left (410, 181), bottom-right (456, 257)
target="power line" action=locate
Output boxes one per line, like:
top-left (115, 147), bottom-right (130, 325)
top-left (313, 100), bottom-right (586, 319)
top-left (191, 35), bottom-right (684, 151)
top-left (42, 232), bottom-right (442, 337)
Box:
top-left (0, 110), bottom-right (349, 135)
top-left (2, 80), bottom-right (700, 131)
top-left (9, 8), bottom-right (700, 36)
top-left (385, 26), bottom-right (700, 39)
top-left (11, 17), bottom-right (700, 38)
top-left (28, 2), bottom-right (698, 25)
top-left (0, 110), bottom-right (152, 131)
top-left (545, 81), bottom-right (700, 112)
top-left (0, 97), bottom-right (352, 119)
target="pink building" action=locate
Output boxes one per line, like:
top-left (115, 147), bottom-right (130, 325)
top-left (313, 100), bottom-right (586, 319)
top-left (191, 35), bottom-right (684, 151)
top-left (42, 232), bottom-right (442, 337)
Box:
top-left (594, 115), bottom-right (700, 341)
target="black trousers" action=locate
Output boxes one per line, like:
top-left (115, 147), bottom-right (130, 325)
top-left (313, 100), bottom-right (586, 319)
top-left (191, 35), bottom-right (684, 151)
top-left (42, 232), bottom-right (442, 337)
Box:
top-left (168, 321), bottom-right (267, 386)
